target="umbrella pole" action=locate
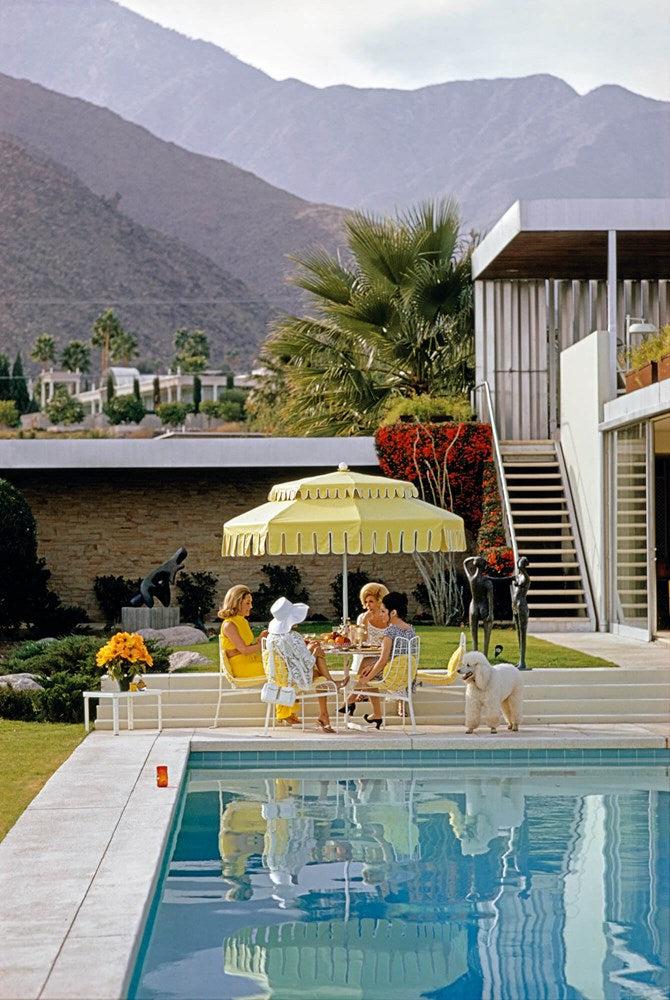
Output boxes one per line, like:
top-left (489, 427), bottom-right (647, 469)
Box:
top-left (342, 550), bottom-right (348, 624)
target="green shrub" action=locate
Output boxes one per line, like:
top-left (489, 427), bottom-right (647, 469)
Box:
top-left (629, 324), bottom-right (670, 369)
top-left (0, 400), bottom-right (19, 428)
top-left (142, 638), bottom-right (171, 672)
top-left (103, 395), bottom-right (146, 425)
top-left (40, 671), bottom-right (98, 723)
top-left (0, 479), bottom-right (88, 636)
top-left (200, 399), bottom-right (243, 421)
top-left (177, 571), bottom-right (218, 629)
top-left (3, 635), bottom-right (103, 677)
top-left (252, 564), bottom-right (310, 621)
top-left (45, 386), bottom-right (85, 425)
top-left (93, 575), bottom-right (142, 624)
top-left (330, 568), bottom-right (371, 618)
top-left (381, 394), bottom-right (473, 425)
top-left (0, 685), bottom-right (41, 721)
top-left (156, 402), bottom-right (191, 427)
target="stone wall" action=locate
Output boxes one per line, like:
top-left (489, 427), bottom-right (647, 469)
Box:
top-left (6, 467), bottom-right (423, 620)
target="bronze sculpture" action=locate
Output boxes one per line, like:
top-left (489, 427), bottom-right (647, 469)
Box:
top-left (463, 555), bottom-right (494, 659)
top-left (511, 556), bottom-right (531, 670)
top-left (130, 547), bottom-right (188, 608)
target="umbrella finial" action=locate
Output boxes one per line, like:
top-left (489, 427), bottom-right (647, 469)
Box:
top-left (338, 462), bottom-right (349, 472)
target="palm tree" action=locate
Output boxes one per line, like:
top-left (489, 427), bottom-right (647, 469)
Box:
top-left (109, 330), bottom-right (138, 366)
top-left (60, 341), bottom-right (91, 374)
top-left (255, 199), bottom-right (475, 435)
top-left (30, 333), bottom-right (57, 369)
top-left (174, 328), bottom-right (209, 373)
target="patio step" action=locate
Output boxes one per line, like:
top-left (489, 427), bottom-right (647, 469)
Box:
top-left (92, 669), bottom-right (670, 729)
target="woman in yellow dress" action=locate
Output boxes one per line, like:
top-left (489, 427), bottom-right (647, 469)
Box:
top-left (218, 585), bottom-right (299, 725)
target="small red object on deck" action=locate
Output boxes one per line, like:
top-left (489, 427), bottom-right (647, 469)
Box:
top-left (156, 765), bottom-right (168, 787)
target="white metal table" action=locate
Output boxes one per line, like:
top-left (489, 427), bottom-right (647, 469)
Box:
top-left (82, 690), bottom-right (163, 736)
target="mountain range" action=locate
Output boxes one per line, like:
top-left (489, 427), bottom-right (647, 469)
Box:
top-left (0, 133), bottom-right (269, 366)
top-left (0, 0), bottom-right (668, 367)
top-left (1, 0), bottom-right (668, 229)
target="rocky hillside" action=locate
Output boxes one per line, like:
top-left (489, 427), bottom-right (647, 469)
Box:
top-left (0, 134), bottom-right (269, 366)
top-left (0, 0), bottom-right (668, 227)
top-left (0, 73), bottom-right (346, 315)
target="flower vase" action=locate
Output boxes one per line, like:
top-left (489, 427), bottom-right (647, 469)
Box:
top-left (116, 676), bottom-right (132, 692)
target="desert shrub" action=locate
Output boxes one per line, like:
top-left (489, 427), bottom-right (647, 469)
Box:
top-left (93, 575), bottom-right (142, 624)
top-left (0, 400), bottom-right (19, 428)
top-left (40, 671), bottom-right (97, 723)
top-left (104, 395), bottom-right (146, 425)
top-left (45, 386), bottom-right (84, 425)
top-left (3, 635), bottom-right (103, 678)
top-left (628, 324), bottom-right (670, 369)
top-left (0, 479), bottom-right (88, 636)
top-left (0, 685), bottom-right (41, 721)
top-left (252, 564), bottom-right (310, 621)
top-left (381, 394), bottom-right (473, 425)
top-left (176, 571), bottom-right (218, 629)
top-left (330, 568), bottom-right (371, 619)
top-left (156, 402), bottom-right (191, 427)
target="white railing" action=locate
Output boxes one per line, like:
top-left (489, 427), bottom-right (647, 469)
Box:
top-left (471, 381), bottom-right (519, 565)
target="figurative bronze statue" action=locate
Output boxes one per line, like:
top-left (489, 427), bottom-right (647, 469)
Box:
top-left (463, 555), bottom-right (494, 659)
top-left (511, 556), bottom-right (531, 670)
top-left (130, 547), bottom-right (188, 608)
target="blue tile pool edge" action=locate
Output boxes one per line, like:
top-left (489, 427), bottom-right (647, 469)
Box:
top-left (189, 747), bottom-right (670, 769)
top-left (124, 761), bottom-right (191, 1000)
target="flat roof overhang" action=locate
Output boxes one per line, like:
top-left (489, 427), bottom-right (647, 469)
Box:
top-left (0, 436), bottom-right (379, 471)
top-left (472, 199), bottom-right (670, 281)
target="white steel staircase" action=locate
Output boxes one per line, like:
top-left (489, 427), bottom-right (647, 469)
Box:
top-left (500, 440), bottom-right (596, 631)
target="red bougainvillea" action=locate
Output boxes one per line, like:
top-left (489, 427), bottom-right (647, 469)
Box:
top-left (375, 422), bottom-right (492, 535)
top-left (374, 422), bottom-right (513, 572)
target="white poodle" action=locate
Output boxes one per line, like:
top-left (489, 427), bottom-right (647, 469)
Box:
top-left (458, 651), bottom-right (523, 734)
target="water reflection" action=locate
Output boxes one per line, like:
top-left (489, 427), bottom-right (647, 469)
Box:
top-left (133, 767), bottom-right (670, 1000)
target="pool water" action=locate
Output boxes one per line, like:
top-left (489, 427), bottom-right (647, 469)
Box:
top-left (131, 758), bottom-right (670, 1000)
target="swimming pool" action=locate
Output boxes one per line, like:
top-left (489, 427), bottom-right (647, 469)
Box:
top-left (130, 751), bottom-right (670, 999)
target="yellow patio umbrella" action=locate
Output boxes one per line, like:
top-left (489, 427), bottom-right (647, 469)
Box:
top-left (222, 463), bottom-right (466, 621)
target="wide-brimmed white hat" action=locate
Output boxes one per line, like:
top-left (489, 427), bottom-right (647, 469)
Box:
top-left (268, 597), bottom-right (309, 635)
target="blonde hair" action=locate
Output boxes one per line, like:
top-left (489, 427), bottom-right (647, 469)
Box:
top-left (359, 582), bottom-right (389, 606)
top-left (218, 585), bottom-right (252, 620)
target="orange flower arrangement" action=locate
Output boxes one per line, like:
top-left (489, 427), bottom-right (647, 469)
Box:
top-left (96, 631), bottom-right (154, 690)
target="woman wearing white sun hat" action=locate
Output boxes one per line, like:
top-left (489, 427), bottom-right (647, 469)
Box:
top-left (266, 597), bottom-right (343, 733)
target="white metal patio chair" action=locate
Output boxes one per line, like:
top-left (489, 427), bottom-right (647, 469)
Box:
top-left (261, 638), bottom-right (340, 736)
top-left (211, 635), bottom-right (267, 728)
top-left (353, 634), bottom-right (420, 733)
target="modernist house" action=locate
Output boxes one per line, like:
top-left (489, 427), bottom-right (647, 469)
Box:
top-left (472, 199), bottom-right (670, 642)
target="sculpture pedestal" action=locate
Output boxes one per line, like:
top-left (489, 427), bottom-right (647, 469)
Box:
top-left (121, 606), bottom-right (180, 631)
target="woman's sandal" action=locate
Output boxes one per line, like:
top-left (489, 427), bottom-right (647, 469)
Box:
top-left (363, 714), bottom-right (383, 730)
top-left (279, 715), bottom-right (301, 727)
top-left (317, 719), bottom-right (336, 734)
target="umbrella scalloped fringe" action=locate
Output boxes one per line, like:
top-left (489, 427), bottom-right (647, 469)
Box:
top-left (269, 483), bottom-right (418, 502)
top-left (222, 525), bottom-right (466, 558)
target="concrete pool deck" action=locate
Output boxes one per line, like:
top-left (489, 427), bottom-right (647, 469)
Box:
top-left (1, 723), bottom-right (669, 1000)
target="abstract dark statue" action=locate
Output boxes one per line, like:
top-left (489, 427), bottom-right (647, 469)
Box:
top-left (463, 555), bottom-right (494, 659)
top-left (130, 547), bottom-right (188, 608)
top-left (511, 556), bottom-right (531, 670)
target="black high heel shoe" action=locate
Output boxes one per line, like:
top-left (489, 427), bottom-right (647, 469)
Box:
top-left (364, 714), bottom-right (383, 730)
top-left (338, 702), bottom-right (356, 716)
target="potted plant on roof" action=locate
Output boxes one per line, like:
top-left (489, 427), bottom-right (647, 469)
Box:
top-left (95, 631), bottom-right (154, 691)
top-left (624, 327), bottom-right (670, 392)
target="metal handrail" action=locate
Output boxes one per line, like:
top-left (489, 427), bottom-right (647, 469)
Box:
top-left (471, 381), bottom-right (519, 565)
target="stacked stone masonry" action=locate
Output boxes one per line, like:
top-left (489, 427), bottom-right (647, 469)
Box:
top-left (6, 467), bottom-right (422, 619)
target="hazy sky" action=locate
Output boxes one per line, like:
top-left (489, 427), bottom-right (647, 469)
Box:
top-left (117, 0), bottom-right (670, 101)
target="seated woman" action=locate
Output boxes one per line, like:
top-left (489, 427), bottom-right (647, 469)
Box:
top-left (339, 582), bottom-right (389, 717)
top-left (356, 581), bottom-right (390, 644)
top-left (266, 597), bottom-right (344, 734)
top-left (345, 591), bottom-right (416, 729)
top-left (218, 584), bottom-right (287, 714)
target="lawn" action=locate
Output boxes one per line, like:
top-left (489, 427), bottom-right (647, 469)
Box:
top-left (0, 721), bottom-right (84, 841)
top-left (173, 624), bottom-right (616, 671)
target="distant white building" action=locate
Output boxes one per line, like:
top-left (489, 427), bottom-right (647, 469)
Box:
top-left (38, 366), bottom-right (253, 415)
